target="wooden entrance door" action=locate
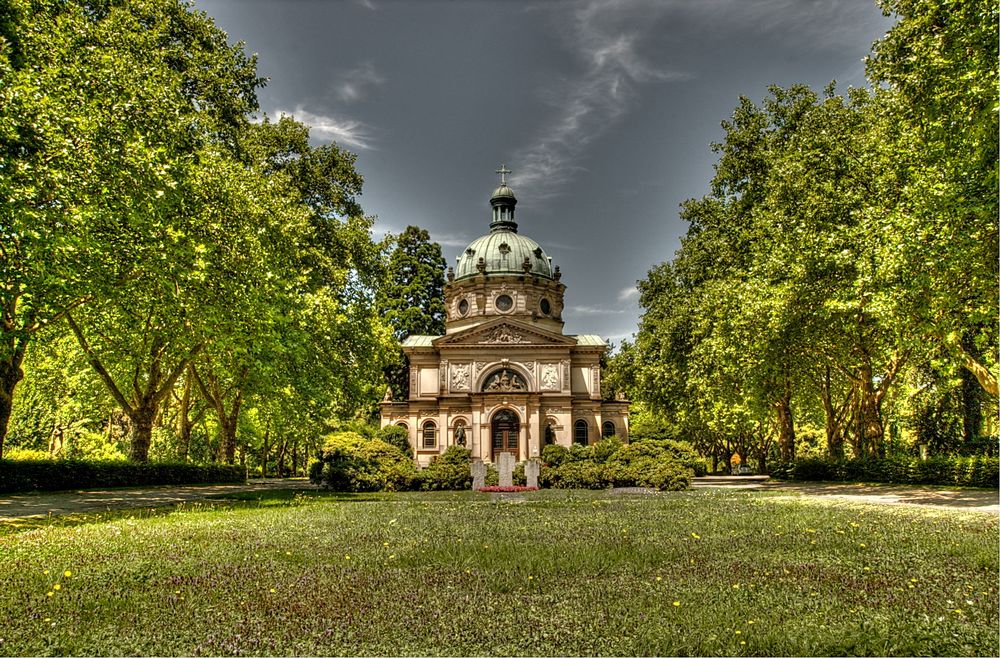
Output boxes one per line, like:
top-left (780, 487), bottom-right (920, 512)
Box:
top-left (491, 409), bottom-right (520, 461)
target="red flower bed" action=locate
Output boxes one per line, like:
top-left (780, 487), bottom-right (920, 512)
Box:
top-left (476, 485), bottom-right (539, 493)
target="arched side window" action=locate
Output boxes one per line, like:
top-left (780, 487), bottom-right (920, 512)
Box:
top-left (395, 422), bottom-right (408, 430)
top-left (574, 419), bottom-right (589, 446)
top-left (422, 421), bottom-right (437, 450)
top-left (453, 420), bottom-right (467, 446)
top-left (602, 421), bottom-right (616, 439)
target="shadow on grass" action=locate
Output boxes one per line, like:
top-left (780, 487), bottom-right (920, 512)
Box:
top-left (0, 489), bottom-right (387, 537)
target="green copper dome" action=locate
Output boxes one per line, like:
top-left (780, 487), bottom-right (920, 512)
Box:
top-left (454, 167), bottom-right (554, 280)
top-left (455, 230), bottom-right (553, 280)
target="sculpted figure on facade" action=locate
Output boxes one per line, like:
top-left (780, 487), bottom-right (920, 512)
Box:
top-left (450, 363), bottom-right (471, 390)
top-left (540, 364), bottom-right (559, 391)
top-left (484, 369), bottom-right (526, 392)
top-left (481, 325), bottom-right (530, 344)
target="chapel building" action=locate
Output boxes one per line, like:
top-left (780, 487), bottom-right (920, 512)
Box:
top-left (380, 167), bottom-right (629, 466)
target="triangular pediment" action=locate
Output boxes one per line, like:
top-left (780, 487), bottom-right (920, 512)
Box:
top-left (435, 318), bottom-right (577, 347)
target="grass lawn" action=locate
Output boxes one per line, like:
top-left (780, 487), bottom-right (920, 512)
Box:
top-left (0, 489), bottom-right (996, 656)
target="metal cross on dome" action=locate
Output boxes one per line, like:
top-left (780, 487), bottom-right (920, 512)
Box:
top-left (496, 164), bottom-right (511, 185)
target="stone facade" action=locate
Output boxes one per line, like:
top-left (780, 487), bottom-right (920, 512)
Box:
top-left (380, 169), bottom-right (629, 466)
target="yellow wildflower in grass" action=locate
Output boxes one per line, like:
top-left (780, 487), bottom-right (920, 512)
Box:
top-left (656, 576), bottom-right (662, 582)
top-left (672, 601), bottom-right (680, 607)
top-left (691, 532), bottom-right (700, 539)
top-left (64, 571), bottom-right (72, 578)
top-left (46, 592), bottom-right (53, 597)
top-left (53, 584), bottom-right (61, 591)
top-left (43, 570), bottom-right (50, 575)
top-left (270, 588), bottom-right (277, 593)
top-left (344, 555), bottom-right (351, 560)
top-left (740, 641), bottom-right (747, 646)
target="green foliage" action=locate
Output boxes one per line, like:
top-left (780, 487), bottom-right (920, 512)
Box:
top-left (376, 226), bottom-right (447, 401)
top-left (541, 460), bottom-right (607, 490)
top-left (309, 432), bottom-right (417, 492)
top-left (540, 438), bottom-right (694, 491)
top-left (590, 436), bottom-right (624, 463)
top-left (771, 455), bottom-right (999, 489)
top-left (0, 459), bottom-right (244, 493)
top-left (377, 226), bottom-right (447, 342)
top-left (376, 424), bottom-right (413, 458)
top-left (418, 446), bottom-right (472, 491)
top-left (540, 444), bottom-right (569, 467)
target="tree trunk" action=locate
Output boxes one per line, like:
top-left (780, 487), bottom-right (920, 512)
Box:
top-left (853, 375), bottom-right (885, 458)
top-left (821, 366), bottom-right (849, 459)
top-left (276, 439), bottom-right (288, 477)
top-left (262, 427), bottom-right (269, 479)
top-left (177, 373), bottom-right (194, 461)
top-left (961, 333), bottom-right (984, 445)
top-left (0, 354), bottom-right (26, 460)
top-left (775, 392), bottom-right (795, 461)
top-left (128, 403), bottom-right (157, 462)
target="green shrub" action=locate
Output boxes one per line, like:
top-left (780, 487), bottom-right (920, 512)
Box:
top-left (541, 444), bottom-right (569, 467)
top-left (591, 436), bottom-right (623, 463)
top-left (419, 446), bottom-right (472, 491)
top-left (513, 461), bottom-right (526, 485)
top-left (3, 448), bottom-right (51, 461)
top-left (376, 425), bottom-right (413, 458)
top-left (309, 432), bottom-right (417, 492)
top-left (567, 443), bottom-right (592, 462)
top-left (656, 439), bottom-right (708, 476)
top-left (546, 460), bottom-right (607, 489)
top-left (771, 455), bottom-right (999, 488)
top-left (0, 460), bottom-right (245, 494)
top-left (646, 460), bottom-right (693, 491)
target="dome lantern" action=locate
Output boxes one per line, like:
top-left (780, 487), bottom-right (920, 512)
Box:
top-left (453, 166), bottom-right (554, 281)
top-left (489, 164), bottom-right (518, 233)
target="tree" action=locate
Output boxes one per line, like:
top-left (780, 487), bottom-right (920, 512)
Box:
top-left (867, 0), bottom-right (998, 397)
top-left (0, 0), bottom-right (259, 458)
top-left (376, 226), bottom-right (446, 400)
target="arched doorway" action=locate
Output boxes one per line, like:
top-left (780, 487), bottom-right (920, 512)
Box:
top-left (491, 409), bottom-right (520, 461)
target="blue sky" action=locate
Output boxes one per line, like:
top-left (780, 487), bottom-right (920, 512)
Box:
top-left (196, 0), bottom-right (894, 343)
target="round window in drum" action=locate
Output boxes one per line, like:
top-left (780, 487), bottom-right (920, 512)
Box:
top-left (539, 298), bottom-right (551, 315)
top-left (458, 298), bottom-right (470, 316)
top-left (495, 294), bottom-right (513, 312)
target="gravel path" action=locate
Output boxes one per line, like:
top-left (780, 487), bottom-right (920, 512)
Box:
top-left (0, 478), bottom-right (316, 521)
top-left (0, 477), bottom-right (995, 521)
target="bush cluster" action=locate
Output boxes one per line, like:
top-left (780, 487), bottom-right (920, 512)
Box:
top-left (308, 432), bottom-right (417, 492)
top-left (308, 434), bottom-right (474, 492)
top-left (770, 455), bottom-right (999, 489)
top-left (540, 438), bottom-right (693, 491)
top-left (0, 459), bottom-right (245, 494)
top-left (309, 433), bottom-right (695, 493)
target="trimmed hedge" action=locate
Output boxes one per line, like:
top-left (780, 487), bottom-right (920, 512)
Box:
top-left (770, 456), bottom-right (999, 489)
top-left (0, 459), bottom-right (246, 494)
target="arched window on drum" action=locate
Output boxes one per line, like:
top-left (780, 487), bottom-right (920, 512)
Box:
top-left (602, 420), bottom-right (616, 439)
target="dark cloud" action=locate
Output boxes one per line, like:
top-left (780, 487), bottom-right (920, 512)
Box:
top-left (197, 0), bottom-right (892, 342)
